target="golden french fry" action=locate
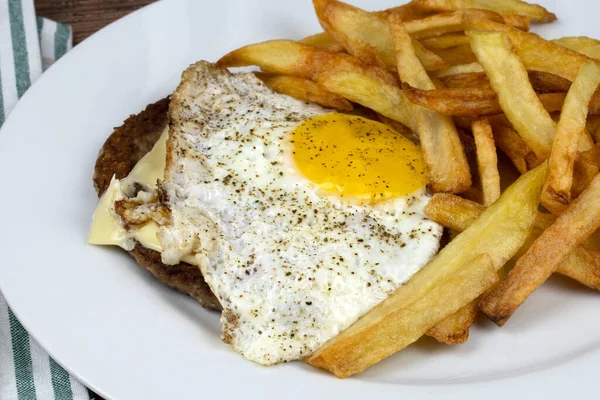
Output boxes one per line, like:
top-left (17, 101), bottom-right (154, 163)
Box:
top-left (572, 147), bottom-right (600, 198)
top-left (460, 186), bottom-right (484, 204)
top-left (299, 32), bottom-right (345, 52)
top-left (492, 125), bottom-right (538, 174)
top-left (403, 9), bottom-right (504, 40)
top-left (481, 173), bottom-right (600, 326)
top-left (217, 40), bottom-right (416, 130)
top-left (435, 62), bottom-right (484, 77)
top-left (307, 164), bottom-right (547, 377)
top-left (543, 61), bottom-right (600, 211)
top-left (424, 192), bottom-right (485, 231)
top-left (402, 83), bottom-right (498, 117)
top-left (420, 33), bottom-right (470, 50)
top-left (440, 69), bottom-right (572, 93)
top-left (473, 119), bottom-right (501, 205)
top-left (587, 115), bottom-right (600, 142)
top-left (412, 40), bottom-right (451, 71)
top-left (309, 253), bottom-right (498, 377)
top-left (312, 0), bottom-right (449, 72)
top-left (424, 193), bottom-right (600, 290)
top-left (432, 44), bottom-right (478, 65)
top-left (426, 300), bottom-right (478, 344)
top-left (468, 30), bottom-right (555, 159)
top-left (389, 14), bottom-right (471, 193)
top-left (502, 13), bottom-right (530, 32)
top-left (553, 36), bottom-right (600, 60)
top-left (411, 0), bottom-right (557, 23)
top-left (255, 73), bottom-right (353, 111)
top-left (557, 247), bottom-right (600, 290)
top-left (464, 19), bottom-right (593, 83)
top-left (375, 2), bottom-right (433, 20)
top-left (528, 71), bottom-right (572, 93)
top-left (402, 84), bottom-right (572, 118)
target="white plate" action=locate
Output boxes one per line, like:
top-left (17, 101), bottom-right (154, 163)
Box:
top-left (0, 0), bottom-right (598, 398)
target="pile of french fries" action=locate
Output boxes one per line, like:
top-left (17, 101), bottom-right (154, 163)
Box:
top-left (217, 0), bottom-right (600, 378)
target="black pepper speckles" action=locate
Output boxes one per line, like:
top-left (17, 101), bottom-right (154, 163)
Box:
top-left (163, 63), bottom-right (443, 364)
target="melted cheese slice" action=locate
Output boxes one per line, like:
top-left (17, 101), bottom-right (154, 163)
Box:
top-left (88, 128), bottom-right (197, 266)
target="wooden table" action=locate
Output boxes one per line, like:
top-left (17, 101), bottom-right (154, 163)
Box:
top-left (35, 0), bottom-right (158, 44)
top-left (35, 2), bottom-right (161, 397)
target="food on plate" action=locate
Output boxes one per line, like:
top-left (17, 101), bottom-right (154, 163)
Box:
top-left (411, 0), bottom-right (556, 23)
top-left (306, 164), bottom-right (546, 377)
top-left (468, 30), bottom-right (555, 159)
top-left (542, 61), bottom-right (600, 213)
top-left (88, 0), bottom-right (600, 379)
top-left (91, 61), bottom-right (444, 364)
top-left (472, 119), bottom-right (500, 205)
top-left (426, 299), bottom-right (477, 344)
top-left (312, 0), bottom-right (449, 72)
top-left (255, 72), bottom-right (354, 111)
top-left (480, 173), bottom-right (600, 325)
top-left (553, 36), bottom-right (600, 60)
top-left (423, 193), bottom-right (600, 290)
top-left (388, 11), bottom-right (471, 193)
top-left (217, 40), bottom-right (416, 131)
top-left (402, 86), bottom-right (600, 118)
top-left (90, 98), bottom-right (221, 310)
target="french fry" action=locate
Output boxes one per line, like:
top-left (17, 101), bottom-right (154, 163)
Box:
top-left (299, 32), bottom-right (345, 52)
top-left (468, 31), bottom-right (555, 159)
top-left (309, 254), bottom-right (498, 377)
top-left (587, 115), bottom-right (600, 142)
top-left (307, 164), bottom-right (547, 377)
top-left (389, 14), bottom-right (471, 193)
top-left (217, 40), bottom-right (416, 130)
top-left (420, 33), bottom-right (470, 50)
top-left (502, 14), bottom-right (530, 32)
top-left (542, 61), bottom-right (600, 211)
top-left (426, 299), bottom-right (478, 344)
top-left (464, 19), bottom-right (592, 82)
top-left (312, 0), bottom-right (449, 72)
top-left (435, 62), bottom-right (484, 77)
top-left (480, 173), bottom-right (600, 326)
top-left (492, 125), bottom-right (539, 174)
top-left (411, 0), bottom-right (557, 23)
top-left (402, 9), bottom-right (504, 40)
top-left (424, 193), bottom-right (600, 290)
top-left (255, 73), bottom-right (353, 111)
top-left (472, 119), bottom-right (500, 205)
top-left (402, 83), bottom-right (498, 117)
top-left (402, 84), bottom-right (572, 118)
top-left (375, 2), bottom-right (433, 20)
top-left (459, 186), bottom-right (483, 204)
top-left (413, 40), bottom-right (451, 72)
top-left (572, 147), bottom-right (600, 198)
top-left (553, 36), bottom-right (600, 60)
top-left (432, 44), bottom-right (478, 65)
top-left (528, 71), bottom-right (572, 93)
top-left (439, 69), bottom-right (572, 93)
top-left (424, 192), bottom-right (485, 231)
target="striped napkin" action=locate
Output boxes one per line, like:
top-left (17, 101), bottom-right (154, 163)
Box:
top-left (1, 1), bottom-right (91, 399)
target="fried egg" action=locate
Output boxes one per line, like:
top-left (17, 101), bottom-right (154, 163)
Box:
top-left (158, 61), bottom-right (442, 364)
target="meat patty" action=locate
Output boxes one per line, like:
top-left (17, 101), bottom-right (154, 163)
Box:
top-left (93, 98), bottom-right (221, 311)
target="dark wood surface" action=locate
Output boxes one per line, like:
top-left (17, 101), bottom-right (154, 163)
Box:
top-left (35, 0), bottom-right (158, 44)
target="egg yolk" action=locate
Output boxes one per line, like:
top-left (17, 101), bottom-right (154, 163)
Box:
top-left (292, 114), bottom-right (428, 203)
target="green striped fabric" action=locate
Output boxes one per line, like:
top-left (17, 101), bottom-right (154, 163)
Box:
top-left (0, 1), bottom-right (88, 399)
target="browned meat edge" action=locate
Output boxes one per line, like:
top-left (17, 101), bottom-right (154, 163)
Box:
top-left (92, 97), bottom-right (221, 311)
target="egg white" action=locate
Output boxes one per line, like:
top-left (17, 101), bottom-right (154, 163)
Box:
top-left (159, 61), bottom-right (443, 364)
